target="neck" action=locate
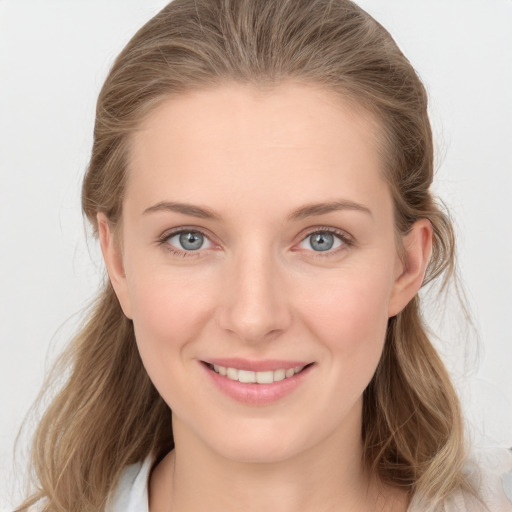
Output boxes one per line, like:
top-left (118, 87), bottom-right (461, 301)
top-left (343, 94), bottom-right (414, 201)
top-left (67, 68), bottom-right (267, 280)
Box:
top-left (149, 402), bottom-right (409, 512)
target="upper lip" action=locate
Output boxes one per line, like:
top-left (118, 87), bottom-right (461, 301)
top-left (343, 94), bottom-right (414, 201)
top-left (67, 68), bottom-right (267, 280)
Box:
top-left (202, 358), bottom-right (313, 372)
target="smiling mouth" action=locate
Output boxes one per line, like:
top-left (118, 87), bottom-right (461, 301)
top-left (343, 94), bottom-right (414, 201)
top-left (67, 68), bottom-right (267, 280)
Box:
top-left (202, 361), bottom-right (315, 384)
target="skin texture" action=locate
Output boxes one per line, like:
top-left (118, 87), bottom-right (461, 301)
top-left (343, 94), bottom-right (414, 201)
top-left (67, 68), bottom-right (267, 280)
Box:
top-left (98, 83), bottom-right (432, 512)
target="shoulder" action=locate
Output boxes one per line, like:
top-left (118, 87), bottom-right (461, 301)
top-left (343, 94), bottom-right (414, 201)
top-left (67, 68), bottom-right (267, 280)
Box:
top-left (409, 446), bottom-right (512, 512)
top-left (458, 446), bottom-right (512, 512)
top-left (16, 458), bottom-right (153, 512)
top-left (106, 457), bottom-right (153, 512)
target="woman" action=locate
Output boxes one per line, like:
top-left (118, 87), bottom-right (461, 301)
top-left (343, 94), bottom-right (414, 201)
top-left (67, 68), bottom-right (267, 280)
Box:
top-left (16, 0), bottom-right (511, 511)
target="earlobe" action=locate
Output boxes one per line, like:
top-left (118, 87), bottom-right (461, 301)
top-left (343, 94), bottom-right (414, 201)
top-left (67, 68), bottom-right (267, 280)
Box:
top-left (388, 219), bottom-right (433, 317)
top-left (97, 213), bottom-right (133, 319)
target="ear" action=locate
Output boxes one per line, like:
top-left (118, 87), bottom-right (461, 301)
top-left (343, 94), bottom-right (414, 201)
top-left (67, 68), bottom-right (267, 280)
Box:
top-left (97, 212), bottom-right (133, 319)
top-left (388, 219), bottom-right (433, 317)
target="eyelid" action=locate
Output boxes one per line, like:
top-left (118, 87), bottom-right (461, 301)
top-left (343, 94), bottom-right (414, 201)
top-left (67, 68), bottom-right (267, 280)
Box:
top-left (157, 225), bottom-right (354, 258)
top-left (158, 226), bottom-right (219, 258)
top-left (294, 226), bottom-right (354, 256)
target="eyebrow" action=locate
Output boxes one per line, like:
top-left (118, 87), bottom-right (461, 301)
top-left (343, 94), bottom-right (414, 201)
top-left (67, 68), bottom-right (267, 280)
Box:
top-left (143, 201), bottom-right (221, 220)
top-left (287, 200), bottom-right (372, 221)
top-left (142, 199), bottom-right (372, 221)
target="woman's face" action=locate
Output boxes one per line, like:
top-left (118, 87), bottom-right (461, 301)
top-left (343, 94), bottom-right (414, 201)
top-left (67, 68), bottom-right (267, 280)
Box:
top-left (100, 83), bottom-right (427, 463)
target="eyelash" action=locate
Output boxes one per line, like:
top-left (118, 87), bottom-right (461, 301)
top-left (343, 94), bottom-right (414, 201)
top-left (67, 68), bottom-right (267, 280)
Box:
top-left (297, 227), bottom-right (353, 258)
top-left (157, 228), bottom-right (214, 259)
top-left (157, 227), bottom-right (353, 259)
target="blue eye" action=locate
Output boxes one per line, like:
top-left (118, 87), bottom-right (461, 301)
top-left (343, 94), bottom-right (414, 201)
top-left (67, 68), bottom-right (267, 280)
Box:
top-left (309, 232), bottom-right (335, 251)
top-left (179, 232), bottom-right (203, 250)
top-left (298, 230), bottom-right (346, 253)
top-left (160, 227), bottom-right (350, 258)
top-left (166, 231), bottom-right (212, 252)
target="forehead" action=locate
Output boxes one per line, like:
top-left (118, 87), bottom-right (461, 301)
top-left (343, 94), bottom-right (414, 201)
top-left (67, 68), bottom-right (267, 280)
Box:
top-left (125, 82), bottom-right (389, 220)
top-left (130, 82), bottom-right (382, 163)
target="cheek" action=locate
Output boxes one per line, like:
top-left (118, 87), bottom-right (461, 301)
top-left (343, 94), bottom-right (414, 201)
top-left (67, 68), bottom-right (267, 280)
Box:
top-left (300, 265), bottom-right (392, 373)
top-left (126, 268), bottom-right (214, 374)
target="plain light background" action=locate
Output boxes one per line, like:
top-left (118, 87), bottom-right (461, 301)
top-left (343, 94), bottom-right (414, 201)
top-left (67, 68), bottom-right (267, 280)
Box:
top-left (1, 1), bottom-right (511, 509)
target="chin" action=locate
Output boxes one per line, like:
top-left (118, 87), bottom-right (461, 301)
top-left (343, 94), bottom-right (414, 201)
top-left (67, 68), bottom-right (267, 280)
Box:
top-left (199, 418), bottom-right (316, 465)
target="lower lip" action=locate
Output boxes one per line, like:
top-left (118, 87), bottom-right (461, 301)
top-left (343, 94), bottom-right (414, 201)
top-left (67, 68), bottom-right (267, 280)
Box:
top-left (200, 362), bottom-right (315, 405)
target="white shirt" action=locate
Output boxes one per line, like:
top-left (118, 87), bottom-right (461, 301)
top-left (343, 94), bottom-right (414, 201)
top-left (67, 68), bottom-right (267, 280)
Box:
top-left (106, 447), bottom-right (512, 512)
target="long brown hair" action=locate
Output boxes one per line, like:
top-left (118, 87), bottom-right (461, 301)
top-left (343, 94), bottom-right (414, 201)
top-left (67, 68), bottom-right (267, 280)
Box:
top-left (18, 1), bottom-right (473, 510)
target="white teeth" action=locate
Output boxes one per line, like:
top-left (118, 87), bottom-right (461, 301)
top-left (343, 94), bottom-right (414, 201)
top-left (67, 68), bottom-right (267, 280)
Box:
top-left (226, 367), bottom-right (238, 380)
top-left (210, 364), bottom-right (307, 383)
top-left (238, 370), bottom-right (256, 383)
top-left (273, 369), bottom-right (286, 381)
top-left (256, 371), bottom-right (274, 384)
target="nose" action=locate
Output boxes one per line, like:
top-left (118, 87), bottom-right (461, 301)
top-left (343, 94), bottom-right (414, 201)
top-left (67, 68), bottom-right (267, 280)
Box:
top-left (217, 245), bottom-right (292, 344)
